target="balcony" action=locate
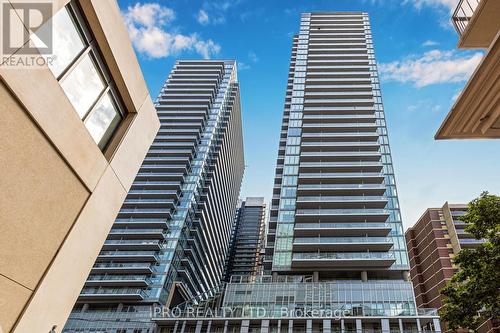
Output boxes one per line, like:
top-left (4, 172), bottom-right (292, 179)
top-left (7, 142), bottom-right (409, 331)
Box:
top-left (298, 172), bottom-right (385, 184)
top-left (131, 181), bottom-right (181, 191)
top-left (96, 251), bottom-right (160, 262)
top-left (300, 151), bottom-right (382, 162)
top-left (291, 251), bottom-right (396, 268)
top-left (459, 238), bottom-right (485, 248)
top-left (452, 0), bottom-right (500, 48)
top-left (91, 263), bottom-right (155, 274)
top-left (135, 172), bottom-right (185, 183)
top-left (84, 275), bottom-right (150, 287)
top-left (114, 219), bottom-right (169, 229)
top-left (302, 123), bottom-right (378, 133)
top-left (297, 183), bottom-right (387, 196)
top-left (79, 287), bottom-right (147, 301)
top-left (302, 132), bottom-right (379, 141)
top-left (127, 189), bottom-right (179, 200)
top-left (107, 228), bottom-right (167, 240)
top-left (122, 198), bottom-right (176, 209)
top-left (102, 239), bottom-right (162, 251)
top-left (299, 161), bottom-right (383, 173)
top-left (294, 222), bottom-right (391, 237)
top-left (293, 236), bottom-right (393, 251)
top-left (295, 208), bottom-right (390, 222)
top-left (435, 32), bottom-right (499, 139)
top-left (296, 195), bottom-right (388, 209)
top-left (117, 208), bottom-right (173, 219)
top-left (300, 141), bottom-right (380, 152)
top-left (294, 222), bottom-right (392, 236)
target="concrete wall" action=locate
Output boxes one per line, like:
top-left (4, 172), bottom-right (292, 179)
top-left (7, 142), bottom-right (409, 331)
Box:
top-left (0, 0), bottom-right (160, 332)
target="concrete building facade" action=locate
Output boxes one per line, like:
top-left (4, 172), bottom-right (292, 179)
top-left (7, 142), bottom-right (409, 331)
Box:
top-left (0, 1), bottom-right (159, 332)
top-left (63, 60), bottom-right (244, 333)
top-left (406, 202), bottom-right (497, 333)
top-left (225, 197), bottom-right (266, 280)
top-left (435, 0), bottom-right (500, 139)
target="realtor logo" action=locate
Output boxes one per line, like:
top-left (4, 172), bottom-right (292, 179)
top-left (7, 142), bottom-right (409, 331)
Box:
top-left (2, 2), bottom-right (53, 55)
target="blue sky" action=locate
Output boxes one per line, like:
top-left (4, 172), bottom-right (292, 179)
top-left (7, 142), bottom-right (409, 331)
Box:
top-left (117, 0), bottom-right (500, 229)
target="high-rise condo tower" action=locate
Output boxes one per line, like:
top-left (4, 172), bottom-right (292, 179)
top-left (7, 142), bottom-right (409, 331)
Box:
top-left (154, 13), bottom-right (442, 333)
top-left (225, 197), bottom-right (266, 280)
top-left (64, 60), bottom-right (244, 332)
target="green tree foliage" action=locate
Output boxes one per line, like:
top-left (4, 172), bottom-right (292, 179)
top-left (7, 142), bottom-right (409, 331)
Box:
top-left (439, 192), bottom-right (500, 331)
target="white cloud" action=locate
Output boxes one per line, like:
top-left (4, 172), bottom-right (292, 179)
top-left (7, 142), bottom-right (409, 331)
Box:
top-left (123, 3), bottom-right (220, 59)
top-left (197, 9), bottom-right (209, 25)
top-left (404, 0), bottom-right (459, 12)
top-left (248, 51), bottom-right (258, 63)
top-left (124, 3), bottom-right (175, 27)
top-left (378, 49), bottom-right (482, 88)
top-left (422, 40), bottom-right (439, 47)
top-left (197, 0), bottom-right (242, 25)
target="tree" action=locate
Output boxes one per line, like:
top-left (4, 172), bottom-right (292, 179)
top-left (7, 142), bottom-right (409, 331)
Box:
top-left (439, 192), bottom-right (500, 331)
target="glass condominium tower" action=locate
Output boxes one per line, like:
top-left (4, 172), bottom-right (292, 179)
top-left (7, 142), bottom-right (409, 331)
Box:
top-left (64, 60), bottom-right (244, 332)
top-left (154, 13), bottom-right (441, 333)
top-left (265, 12), bottom-right (408, 281)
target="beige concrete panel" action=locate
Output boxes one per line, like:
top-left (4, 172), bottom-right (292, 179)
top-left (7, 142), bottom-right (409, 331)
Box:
top-left (0, 60), bottom-right (108, 191)
top-left (459, 0), bottom-right (500, 48)
top-left (0, 275), bottom-right (32, 333)
top-left (0, 81), bottom-right (90, 290)
top-left (110, 96), bottom-right (160, 190)
top-left (79, 0), bottom-right (149, 113)
top-left (13, 165), bottom-right (127, 333)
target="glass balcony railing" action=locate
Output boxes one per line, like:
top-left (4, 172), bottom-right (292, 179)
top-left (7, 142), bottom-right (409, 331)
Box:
top-left (93, 263), bottom-right (153, 269)
top-left (417, 308), bottom-right (439, 316)
top-left (301, 141), bottom-right (379, 147)
top-left (452, 0), bottom-right (481, 35)
top-left (109, 228), bottom-right (166, 234)
top-left (297, 195), bottom-right (387, 202)
top-left (292, 251), bottom-right (395, 260)
top-left (294, 236), bottom-right (392, 244)
top-left (104, 240), bottom-right (160, 246)
top-left (80, 287), bottom-right (147, 297)
top-left (299, 172), bottom-right (384, 178)
top-left (86, 275), bottom-right (149, 282)
top-left (296, 208), bottom-right (389, 215)
top-left (295, 222), bottom-right (391, 229)
top-left (298, 184), bottom-right (386, 190)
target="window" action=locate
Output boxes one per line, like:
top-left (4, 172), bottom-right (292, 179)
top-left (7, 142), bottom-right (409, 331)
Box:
top-left (34, 2), bottom-right (124, 150)
top-left (285, 146), bottom-right (300, 155)
top-left (277, 224), bottom-right (294, 236)
top-left (284, 155), bottom-right (299, 165)
top-left (282, 176), bottom-right (297, 186)
top-left (281, 187), bottom-right (296, 198)
top-left (286, 136), bottom-right (301, 145)
top-left (283, 166), bottom-right (298, 175)
top-left (280, 198), bottom-right (296, 209)
top-left (287, 128), bottom-right (301, 137)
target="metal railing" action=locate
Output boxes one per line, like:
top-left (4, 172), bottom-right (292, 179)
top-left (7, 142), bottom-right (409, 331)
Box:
top-left (292, 252), bottom-right (395, 260)
top-left (294, 222), bottom-right (391, 229)
top-left (297, 195), bottom-right (387, 201)
top-left (452, 0), bottom-right (481, 35)
top-left (80, 287), bottom-right (147, 297)
top-left (296, 208), bottom-right (389, 215)
top-left (294, 236), bottom-right (392, 244)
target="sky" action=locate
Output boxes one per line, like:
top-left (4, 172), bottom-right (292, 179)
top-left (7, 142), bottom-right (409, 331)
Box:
top-left (117, 0), bottom-right (500, 230)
